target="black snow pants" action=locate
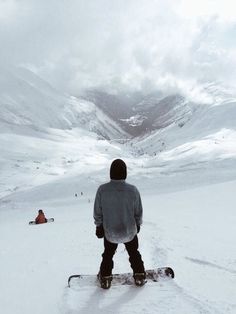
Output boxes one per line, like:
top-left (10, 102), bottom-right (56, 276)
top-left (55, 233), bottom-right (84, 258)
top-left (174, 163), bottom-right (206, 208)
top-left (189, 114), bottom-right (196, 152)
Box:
top-left (100, 235), bottom-right (145, 277)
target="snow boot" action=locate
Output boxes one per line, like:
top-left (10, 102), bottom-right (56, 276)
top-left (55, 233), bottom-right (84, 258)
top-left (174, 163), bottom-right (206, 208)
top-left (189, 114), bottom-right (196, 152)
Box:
top-left (99, 275), bottom-right (112, 289)
top-left (134, 273), bottom-right (146, 286)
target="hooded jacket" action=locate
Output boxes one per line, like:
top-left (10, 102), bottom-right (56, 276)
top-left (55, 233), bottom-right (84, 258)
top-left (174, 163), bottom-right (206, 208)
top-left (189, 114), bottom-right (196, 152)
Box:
top-left (35, 212), bottom-right (47, 224)
top-left (93, 179), bottom-right (143, 243)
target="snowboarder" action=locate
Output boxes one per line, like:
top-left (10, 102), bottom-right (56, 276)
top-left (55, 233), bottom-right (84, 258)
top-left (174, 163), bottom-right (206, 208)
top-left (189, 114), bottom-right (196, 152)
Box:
top-left (93, 159), bottom-right (146, 289)
top-left (35, 209), bottom-right (47, 224)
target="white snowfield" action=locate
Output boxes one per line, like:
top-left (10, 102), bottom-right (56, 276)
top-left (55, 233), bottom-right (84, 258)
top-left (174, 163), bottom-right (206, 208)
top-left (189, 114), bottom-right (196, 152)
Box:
top-left (0, 68), bottom-right (236, 314)
top-left (1, 174), bottom-right (235, 314)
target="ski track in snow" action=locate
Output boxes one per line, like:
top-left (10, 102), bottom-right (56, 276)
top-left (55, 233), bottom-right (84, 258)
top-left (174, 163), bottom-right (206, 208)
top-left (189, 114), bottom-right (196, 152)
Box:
top-left (185, 257), bottom-right (236, 274)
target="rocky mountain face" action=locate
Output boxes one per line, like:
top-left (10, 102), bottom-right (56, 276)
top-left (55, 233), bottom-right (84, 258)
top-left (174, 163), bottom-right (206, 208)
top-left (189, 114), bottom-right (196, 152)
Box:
top-left (82, 90), bottom-right (197, 137)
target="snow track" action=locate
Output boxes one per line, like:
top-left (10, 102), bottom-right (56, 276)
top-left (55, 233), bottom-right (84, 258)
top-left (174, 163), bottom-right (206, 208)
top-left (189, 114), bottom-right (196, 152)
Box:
top-left (63, 279), bottom-right (224, 314)
top-left (63, 281), bottom-right (189, 314)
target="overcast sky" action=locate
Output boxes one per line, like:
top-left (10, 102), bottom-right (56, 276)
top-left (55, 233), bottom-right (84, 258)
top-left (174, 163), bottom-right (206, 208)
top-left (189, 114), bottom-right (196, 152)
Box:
top-left (0, 0), bottom-right (236, 96)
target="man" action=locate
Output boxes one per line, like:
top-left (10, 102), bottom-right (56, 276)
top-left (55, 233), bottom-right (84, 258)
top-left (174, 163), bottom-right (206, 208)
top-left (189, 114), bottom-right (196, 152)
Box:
top-left (93, 159), bottom-right (146, 289)
top-left (35, 209), bottom-right (47, 224)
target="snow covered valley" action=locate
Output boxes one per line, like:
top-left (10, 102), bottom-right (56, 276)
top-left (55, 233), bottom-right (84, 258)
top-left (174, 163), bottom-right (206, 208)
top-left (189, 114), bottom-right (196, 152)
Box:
top-left (0, 68), bottom-right (236, 314)
top-left (1, 126), bottom-right (236, 314)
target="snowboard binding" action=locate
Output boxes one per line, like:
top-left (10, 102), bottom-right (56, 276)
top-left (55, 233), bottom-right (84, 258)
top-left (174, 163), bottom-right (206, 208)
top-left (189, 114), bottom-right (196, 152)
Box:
top-left (98, 274), bottom-right (112, 289)
top-left (134, 273), bottom-right (146, 286)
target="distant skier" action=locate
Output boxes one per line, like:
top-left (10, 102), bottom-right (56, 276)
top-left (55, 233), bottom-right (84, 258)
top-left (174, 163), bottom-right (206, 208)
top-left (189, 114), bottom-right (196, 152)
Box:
top-left (35, 209), bottom-right (47, 224)
top-left (94, 159), bottom-right (146, 289)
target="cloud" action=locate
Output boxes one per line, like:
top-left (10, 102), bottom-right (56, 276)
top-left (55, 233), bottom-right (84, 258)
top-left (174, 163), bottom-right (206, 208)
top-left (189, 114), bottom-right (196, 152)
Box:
top-left (0, 0), bottom-right (236, 96)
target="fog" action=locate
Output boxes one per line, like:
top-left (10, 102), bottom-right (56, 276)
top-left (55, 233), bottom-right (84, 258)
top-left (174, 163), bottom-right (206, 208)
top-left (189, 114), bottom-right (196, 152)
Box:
top-left (0, 0), bottom-right (235, 96)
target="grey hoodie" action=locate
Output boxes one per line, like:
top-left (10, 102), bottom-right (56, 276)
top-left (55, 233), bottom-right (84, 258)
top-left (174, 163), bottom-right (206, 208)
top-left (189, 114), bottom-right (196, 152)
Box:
top-left (93, 179), bottom-right (143, 243)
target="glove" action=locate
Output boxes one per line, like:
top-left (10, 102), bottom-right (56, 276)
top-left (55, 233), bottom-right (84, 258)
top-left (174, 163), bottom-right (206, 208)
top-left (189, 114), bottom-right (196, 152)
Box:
top-left (137, 225), bottom-right (140, 233)
top-left (96, 225), bottom-right (104, 238)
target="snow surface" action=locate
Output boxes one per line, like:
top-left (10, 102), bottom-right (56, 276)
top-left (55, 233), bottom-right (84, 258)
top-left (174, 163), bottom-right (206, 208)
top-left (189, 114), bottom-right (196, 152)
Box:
top-left (0, 68), bottom-right (236, 314)
top-left (1, 129), bottom-right (236, 314)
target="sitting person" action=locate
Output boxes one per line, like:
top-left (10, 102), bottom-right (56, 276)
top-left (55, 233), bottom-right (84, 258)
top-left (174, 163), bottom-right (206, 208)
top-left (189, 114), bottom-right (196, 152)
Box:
top-left (35, 209), bottom-right (47, 224)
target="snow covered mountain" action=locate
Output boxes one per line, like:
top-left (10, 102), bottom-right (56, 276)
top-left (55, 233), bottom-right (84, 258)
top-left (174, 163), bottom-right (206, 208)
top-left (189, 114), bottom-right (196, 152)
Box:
top-left (1, 66), bottom-right (236, 199)
top-left (83, 90), bottom-right (197, 136)
top-left (81, 84), bottom-right (236, 192)
top-left (132, 95), bottom-right (236, 156)
top-left (0, 66), bottom-right (128, 140)
top-left (1, 67), bottom-right (236, 314)
top-left (1, 66), bottom-right (236, 189)
top-left (130, 94), bottom-right (195, 134)
top-left (0, 67), bottom-right (130, 200)
top-left (83, 84), bottom-right (236, 146)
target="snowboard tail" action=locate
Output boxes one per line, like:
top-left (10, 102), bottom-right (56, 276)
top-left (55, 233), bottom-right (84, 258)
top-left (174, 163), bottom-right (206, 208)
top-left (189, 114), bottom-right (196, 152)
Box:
top-left (29, 218), bottom-right (54, 225)
top-left (68, 267), bottom-right (174, 288)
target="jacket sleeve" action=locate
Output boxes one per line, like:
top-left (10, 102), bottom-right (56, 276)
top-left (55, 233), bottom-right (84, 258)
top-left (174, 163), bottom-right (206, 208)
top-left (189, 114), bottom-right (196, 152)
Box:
top-left (93, 187), bottom-right (103, 226)
top-left (134, 187), bottom-right (143, 226)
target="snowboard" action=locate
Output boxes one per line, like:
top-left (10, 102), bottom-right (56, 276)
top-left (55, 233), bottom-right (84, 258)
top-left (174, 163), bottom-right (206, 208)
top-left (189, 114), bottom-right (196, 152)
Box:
top-left (68, 267), bottom-right (174, 288)
top-left (29, 218), bottom-right (54, 225)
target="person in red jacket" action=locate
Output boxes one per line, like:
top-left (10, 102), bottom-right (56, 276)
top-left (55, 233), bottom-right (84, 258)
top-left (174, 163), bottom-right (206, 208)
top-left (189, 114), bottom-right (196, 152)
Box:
top-left (35, 209), bottom-right (47, 224)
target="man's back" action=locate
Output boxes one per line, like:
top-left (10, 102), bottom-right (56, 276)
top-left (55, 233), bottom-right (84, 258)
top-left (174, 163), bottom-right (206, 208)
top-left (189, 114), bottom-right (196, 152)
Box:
top-left (94, 179), bottom-right (143, 243)
top-left (94, 159), bottom-right (146, 288)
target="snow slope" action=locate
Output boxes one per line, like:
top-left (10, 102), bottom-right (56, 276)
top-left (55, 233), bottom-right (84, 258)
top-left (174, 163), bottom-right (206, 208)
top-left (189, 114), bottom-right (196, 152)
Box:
top-left (132, 97), bottom-right (236, 156)
top-left (0, 66), bottom-right (128, 139)
top-left (129, 97), bottom-right (236, 191)
top-left (0, 168), bottom-right (235, 314)
top-left (1, 122), bottom-right (236, 314)
top-left (0, 70), bottom-right (236, 314)
top-left (0, 66), bottom-right (129, 199)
